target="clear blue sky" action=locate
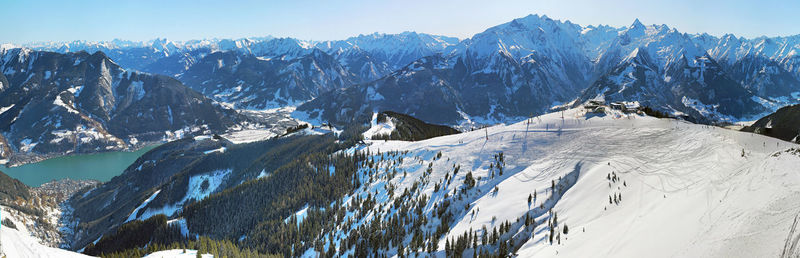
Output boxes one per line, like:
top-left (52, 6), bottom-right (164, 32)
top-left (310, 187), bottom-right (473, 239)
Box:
top-left (2, 0), bottom-right (798, 44)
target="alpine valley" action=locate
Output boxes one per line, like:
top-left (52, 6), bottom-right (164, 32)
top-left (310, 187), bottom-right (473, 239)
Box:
top-left (1, 13), bottom-right (800, 258)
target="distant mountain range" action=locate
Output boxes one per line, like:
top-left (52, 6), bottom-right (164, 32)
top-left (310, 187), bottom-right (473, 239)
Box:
top-left (300, 16), bottom-right (800, 126)
top-left (4, 14), bottom-right (800, 129)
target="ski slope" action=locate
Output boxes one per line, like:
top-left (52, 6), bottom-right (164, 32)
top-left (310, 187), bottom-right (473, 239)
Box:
top-left (333, 107), bottom-right (800, 257)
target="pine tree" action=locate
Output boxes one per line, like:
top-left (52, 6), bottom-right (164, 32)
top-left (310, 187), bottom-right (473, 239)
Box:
top-left (499, 240), bottom-right (507, 256)
top-left (525, 213), bottom-right (530, 227)
top-left (473, 230), bottom-right (478, 249)
top-left (553, 212), bottom-right (558, 227)
top-left (464, 171), bottom-right (476, 188)
top-left (445, 238), bottom-right (451, 256)
top-left (482, 226), bottom-right (488, 246)
top-left (397, 244), bottom-right (405, 258)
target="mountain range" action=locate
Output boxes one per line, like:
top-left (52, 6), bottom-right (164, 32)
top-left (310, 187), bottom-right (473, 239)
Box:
top-left (10, 15), bottom-right (799, 127)
top-left (0, 48), bottom-right (244, 165)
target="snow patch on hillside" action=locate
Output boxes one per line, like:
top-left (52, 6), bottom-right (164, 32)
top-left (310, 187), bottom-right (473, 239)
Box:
top-left (53, 94), bottom-right (79, 114)
top-left (125, 190), bottom-right (161, 222)
top-left (138, 169), bottom-right (232, 220)
top-left (143, 249), bottom-right (212, 258)
top-left (284, 204), bottom-right (310, 226)
top-left (363, 112), bottom-right (395, 139)
top-left (128, 81), bottom-right (146, 101)
top-left (0, 104), bottom-right (15, 115)
top-left (185, 169), bottom-right (231, 202)
top-left (167, 218), bottom-right (190, 237)
top-left (257, 169), bottom-right (269, 179)
top-left (203, 146), bottom-right (226, 155)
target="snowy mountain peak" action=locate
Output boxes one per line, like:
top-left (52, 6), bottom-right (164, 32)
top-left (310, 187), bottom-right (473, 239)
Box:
top-left (507, 13), bottom-right (581, 33)
top-left (630, 18), bottom-right (645, 30)
top-left (722, 33), bottom-right (739, 41)
top-left (620, 18), bottom-right (647, 39)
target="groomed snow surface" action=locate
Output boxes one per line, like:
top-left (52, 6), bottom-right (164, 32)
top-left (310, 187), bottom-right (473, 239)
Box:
top-left (323, 107), bottom-right (800, 257)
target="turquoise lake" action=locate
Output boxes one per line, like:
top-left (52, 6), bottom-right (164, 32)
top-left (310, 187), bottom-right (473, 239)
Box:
top-left (3, 145), bottom-right (159, 187)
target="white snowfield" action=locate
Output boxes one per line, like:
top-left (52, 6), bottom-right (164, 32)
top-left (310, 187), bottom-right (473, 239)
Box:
top-left (334, 107), bottom-right (800, 257)
top-left (1, 206), bottom-right (93, 258)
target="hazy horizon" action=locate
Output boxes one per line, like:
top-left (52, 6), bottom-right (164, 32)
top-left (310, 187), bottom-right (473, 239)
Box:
top-left (2, 0), bottom-right (799, 44)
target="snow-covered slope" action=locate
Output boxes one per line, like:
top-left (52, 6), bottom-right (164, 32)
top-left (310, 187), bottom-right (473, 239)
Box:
top-left (314, 107), bottom-right (800, 257)
top-left (1, 205), bottom-right (93, 258)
